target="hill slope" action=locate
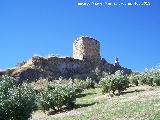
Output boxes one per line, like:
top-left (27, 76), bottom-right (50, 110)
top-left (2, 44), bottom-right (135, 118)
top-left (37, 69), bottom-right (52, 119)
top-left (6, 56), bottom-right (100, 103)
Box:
top-left (31, 85), bottom-right (160, 120)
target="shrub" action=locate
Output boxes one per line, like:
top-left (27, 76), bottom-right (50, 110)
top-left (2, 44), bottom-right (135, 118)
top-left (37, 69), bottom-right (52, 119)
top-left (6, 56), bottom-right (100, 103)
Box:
top-left (151, 70), bottom-right (160, 86)
top-left (100, 75), bottom-right (129, 95)
top-left (37, 82), bottom-right (77, 112)
top-left (0, 75), bottom-right (36, 120)
top-left (71, 80), bottom-right (83, 94)
top-left (128, 74), bottom-right (140, 86)
top-left (139, 74), bottom-right (147, 85)
top-left (138, 66), bottom-right (160, 86)
top-left (111, 75), bottom-right (129, 95)
top-left (82, 77), bottom-right (95, 89)
top-left (63, 84), bottom-right (77, 109)
top-left (139, 73), bottom-right (154, 86)
top-left (131, 78), bottom-right (139, 86)
top-left (146, 77), bottom-right (154, 86)
top-left (89, 67), bottom-right (103, 83)
top-left (153, 74), bottom-right (160, 86)
top-left (73, 78), bottom-right (95, 90)
top-left (99, 76), bottom-right (112, 94)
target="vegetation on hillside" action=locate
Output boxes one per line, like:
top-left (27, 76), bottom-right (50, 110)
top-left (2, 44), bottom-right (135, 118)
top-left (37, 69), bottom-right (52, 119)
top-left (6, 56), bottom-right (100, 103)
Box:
top-left (0, 76), bottom-right (36, 120)
top-left (0, 66), bottom-right (160, 119)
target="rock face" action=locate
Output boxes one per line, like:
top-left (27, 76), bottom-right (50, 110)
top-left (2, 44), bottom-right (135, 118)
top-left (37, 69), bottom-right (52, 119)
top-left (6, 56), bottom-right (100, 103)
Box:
top-left (0, 36), bottom-right (132, 81)
top-left (73, 36), bottom-right (100, 60)
top-left (9, 56), bottom-right (125, 81)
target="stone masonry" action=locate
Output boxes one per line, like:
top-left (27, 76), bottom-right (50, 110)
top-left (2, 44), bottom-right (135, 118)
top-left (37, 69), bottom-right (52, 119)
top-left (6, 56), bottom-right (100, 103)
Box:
top-left (73, 36), bottom-right (100, 60)
top-left (0, 36), bottom-right (132, 81)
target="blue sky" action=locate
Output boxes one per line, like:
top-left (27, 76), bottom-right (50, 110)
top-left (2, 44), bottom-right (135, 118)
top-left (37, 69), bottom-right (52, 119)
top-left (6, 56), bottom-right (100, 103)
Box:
top-left (0, 0), bottom-right (160, 72)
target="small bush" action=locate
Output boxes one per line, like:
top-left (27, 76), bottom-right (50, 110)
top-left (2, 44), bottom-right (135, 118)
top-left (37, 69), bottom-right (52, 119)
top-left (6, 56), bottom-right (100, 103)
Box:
top-left (139, 74), bottom-right (147, 85)
top-left (83, 77), bottom-right (95, 89)
top-left (139, 73), bottom-right (154, 86)
top-left (89, 67), bottom-right (103, 83)
top-left (0, 75), bottom-right (36, 120)
top-left (138, 66), bottom-right (160, 86)
top-left (146, 77), bottom-right (154, 86)
top-left (132, 78), bottom-right (139, 86)
top-left (73, 78), bottom-right (95, 90)
top-left (151, 73), bottom-right (160, 86)
top-left (99, 76), bottom-right (112, 94)
top-left (153, 77), bottom-right (160, 86)
top-left (128, 74), bottom-right (140, 86)
top-left (100, 75), bottom-right (129, 95)
top-left (37, 82), bottom-right (77, 112)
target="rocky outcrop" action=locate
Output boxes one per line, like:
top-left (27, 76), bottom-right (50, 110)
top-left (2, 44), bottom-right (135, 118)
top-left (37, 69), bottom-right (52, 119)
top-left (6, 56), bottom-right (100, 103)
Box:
top-left (0, 36), bottom-right (132, 81)
top-left (0, 55), bottom-right (131, 81)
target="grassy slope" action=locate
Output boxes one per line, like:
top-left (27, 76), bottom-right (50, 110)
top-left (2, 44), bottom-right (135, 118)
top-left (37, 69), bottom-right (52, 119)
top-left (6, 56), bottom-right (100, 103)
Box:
top-left (31, 86), bottom-right (160, 120)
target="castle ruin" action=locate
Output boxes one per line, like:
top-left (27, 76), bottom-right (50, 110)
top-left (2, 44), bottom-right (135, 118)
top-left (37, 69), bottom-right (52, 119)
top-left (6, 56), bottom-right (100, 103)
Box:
top-left (0, 36), bottom-right (132, 81)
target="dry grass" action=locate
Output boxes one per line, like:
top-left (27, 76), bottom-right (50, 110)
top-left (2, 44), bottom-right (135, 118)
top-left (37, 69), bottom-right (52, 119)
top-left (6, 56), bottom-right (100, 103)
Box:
top-left (30, 85), bottom-right (160, 120)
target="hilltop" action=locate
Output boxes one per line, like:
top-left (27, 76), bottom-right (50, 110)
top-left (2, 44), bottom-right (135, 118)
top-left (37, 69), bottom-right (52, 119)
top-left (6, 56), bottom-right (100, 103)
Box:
top-left (0, 36), bottom-right (131, 82)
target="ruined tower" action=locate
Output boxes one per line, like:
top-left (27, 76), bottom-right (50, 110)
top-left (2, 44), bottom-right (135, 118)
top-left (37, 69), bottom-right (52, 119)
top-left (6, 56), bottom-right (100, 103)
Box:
top-left (73, 36), bottom-right (101, 60)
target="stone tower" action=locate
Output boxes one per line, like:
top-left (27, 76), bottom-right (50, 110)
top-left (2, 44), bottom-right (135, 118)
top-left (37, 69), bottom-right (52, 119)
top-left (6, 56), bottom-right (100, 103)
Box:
top-left (73, 36), bottom-right (100, 60)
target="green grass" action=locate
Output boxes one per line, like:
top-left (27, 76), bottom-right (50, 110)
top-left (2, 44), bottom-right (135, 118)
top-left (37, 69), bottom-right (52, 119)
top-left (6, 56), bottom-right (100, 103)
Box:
top-left (32, 86), bottom-right (160, 120)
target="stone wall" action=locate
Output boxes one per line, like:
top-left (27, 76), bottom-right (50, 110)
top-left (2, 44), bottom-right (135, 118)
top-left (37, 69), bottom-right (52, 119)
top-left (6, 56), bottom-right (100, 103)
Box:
top-left (2, 55), bottom-right (131, 81)
top-left (9, 56), bottom-right (99, 81)
top-left (0, 36), bottom-right (132, 81)
top-left (73, 36), bottom-right (100, 60)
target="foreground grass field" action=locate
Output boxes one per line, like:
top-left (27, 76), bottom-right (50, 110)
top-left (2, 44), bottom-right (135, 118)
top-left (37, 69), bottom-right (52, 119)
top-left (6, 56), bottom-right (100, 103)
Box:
top-left (31, 85), bottom-right (160, 120)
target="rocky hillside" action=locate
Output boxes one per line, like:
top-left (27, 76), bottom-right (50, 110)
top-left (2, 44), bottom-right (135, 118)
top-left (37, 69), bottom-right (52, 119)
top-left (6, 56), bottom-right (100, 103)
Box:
top-left (0, 55), bottom-right (131, 82)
